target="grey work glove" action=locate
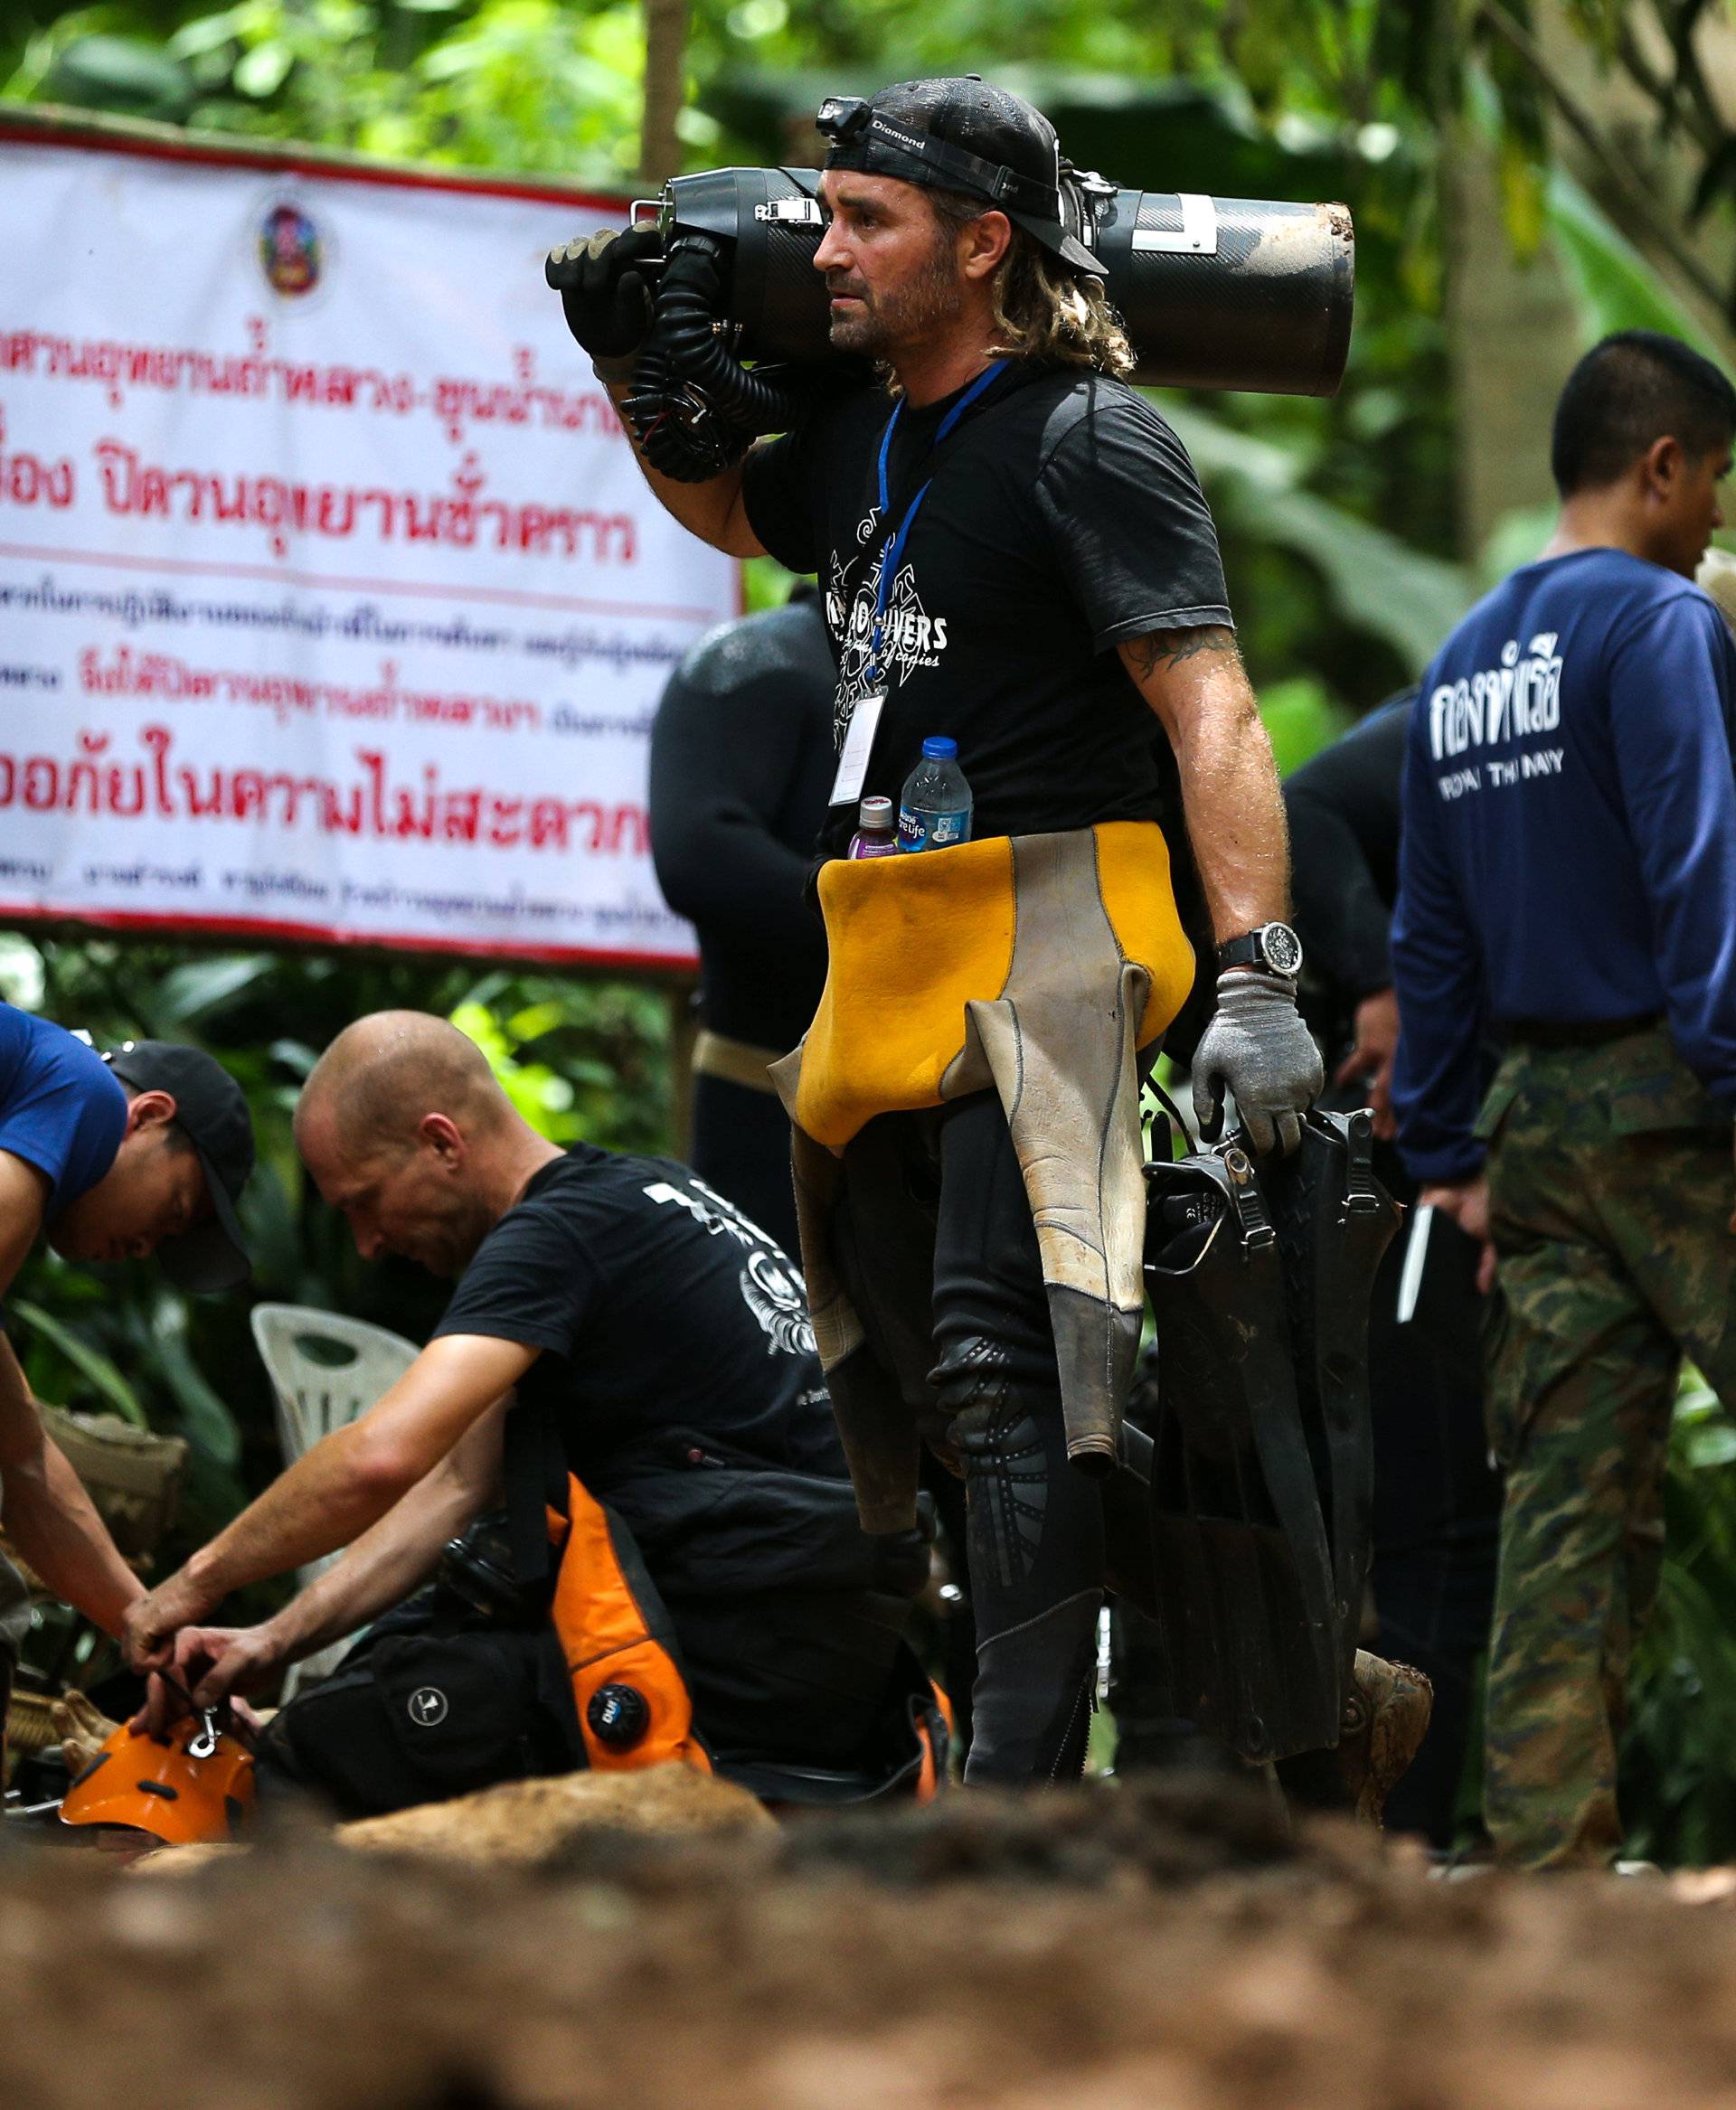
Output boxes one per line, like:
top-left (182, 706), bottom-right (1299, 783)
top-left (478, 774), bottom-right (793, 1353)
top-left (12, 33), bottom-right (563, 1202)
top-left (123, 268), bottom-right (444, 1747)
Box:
top-left (1191, 969), bottom-right (1325, 1156)
top-left (545, 225), bottom-right (661, 376)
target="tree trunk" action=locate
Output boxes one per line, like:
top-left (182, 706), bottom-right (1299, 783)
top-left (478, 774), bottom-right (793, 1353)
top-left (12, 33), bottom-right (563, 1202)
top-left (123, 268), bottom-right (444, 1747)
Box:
top-left (1440, 119), bottom-right (1584, 565)
top-left (1530, 0), bottom-right (1736, 358)
top-left (639, 0), bottom-right (690, 191)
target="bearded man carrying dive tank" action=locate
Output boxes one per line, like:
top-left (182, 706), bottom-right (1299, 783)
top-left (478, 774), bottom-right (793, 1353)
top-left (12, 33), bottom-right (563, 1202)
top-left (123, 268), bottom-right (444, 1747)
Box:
top-left (550, 78), bottom-right (1423, 1789)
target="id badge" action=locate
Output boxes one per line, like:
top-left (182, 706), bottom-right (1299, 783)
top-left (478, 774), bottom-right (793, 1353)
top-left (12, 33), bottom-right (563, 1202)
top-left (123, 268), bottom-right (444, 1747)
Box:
top-left (828, 692), bottom-right (886, 807)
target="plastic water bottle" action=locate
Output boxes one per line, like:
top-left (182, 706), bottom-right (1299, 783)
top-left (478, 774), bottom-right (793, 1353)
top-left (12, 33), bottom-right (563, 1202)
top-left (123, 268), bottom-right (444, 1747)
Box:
top-left (848, 795), bottom-right (899, 859)
top-left (897, 737), bottom-right (973, 852)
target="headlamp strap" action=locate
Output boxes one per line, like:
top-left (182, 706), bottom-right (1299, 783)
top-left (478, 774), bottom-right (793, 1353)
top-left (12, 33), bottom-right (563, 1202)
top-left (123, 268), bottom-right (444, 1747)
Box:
top-left (826, 105), bottom-right (1060, 220)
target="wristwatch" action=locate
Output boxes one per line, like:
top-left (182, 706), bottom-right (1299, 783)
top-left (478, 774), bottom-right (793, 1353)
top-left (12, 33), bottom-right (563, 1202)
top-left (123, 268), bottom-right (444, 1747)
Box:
top-left (1217, 921), bottom-right (1304, 979)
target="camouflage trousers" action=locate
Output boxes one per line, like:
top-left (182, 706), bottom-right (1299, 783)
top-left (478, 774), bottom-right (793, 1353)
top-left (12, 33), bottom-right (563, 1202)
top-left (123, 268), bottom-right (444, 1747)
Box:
top-left (1479, 1023), bottom-right (1736, 1869)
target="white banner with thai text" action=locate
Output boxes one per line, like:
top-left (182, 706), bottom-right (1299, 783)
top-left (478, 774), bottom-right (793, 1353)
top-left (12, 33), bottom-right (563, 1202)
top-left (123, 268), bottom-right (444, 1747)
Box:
top-left (0, 126), bottom-right (732, 966)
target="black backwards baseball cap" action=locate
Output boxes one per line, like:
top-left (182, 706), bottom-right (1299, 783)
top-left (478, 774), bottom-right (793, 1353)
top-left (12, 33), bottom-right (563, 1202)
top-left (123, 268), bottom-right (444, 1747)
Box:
top-left (103, 1040), bottom-right (254, 1293)
top-left (816, 75), bottom-right (1105, 278)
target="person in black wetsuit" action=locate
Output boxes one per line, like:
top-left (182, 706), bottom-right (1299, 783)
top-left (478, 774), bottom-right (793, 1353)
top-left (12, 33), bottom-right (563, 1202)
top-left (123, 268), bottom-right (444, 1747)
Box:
top-left (649, 588), bottom-right (834, 1257)
top-left (1284, 696), bottom-right (1503, 1846)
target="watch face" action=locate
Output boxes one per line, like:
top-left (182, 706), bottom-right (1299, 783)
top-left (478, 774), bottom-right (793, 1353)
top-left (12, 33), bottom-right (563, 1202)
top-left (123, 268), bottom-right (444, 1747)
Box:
top-left (1261, 923), bottom-right (1303, 976)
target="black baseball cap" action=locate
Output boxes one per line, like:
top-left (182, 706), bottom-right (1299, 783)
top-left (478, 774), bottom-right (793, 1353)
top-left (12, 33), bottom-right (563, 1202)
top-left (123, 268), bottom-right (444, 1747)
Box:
top-left (816, 76), bottom-right (1105, 278)
top-left (103, 1040), bottom-right (254, 1294)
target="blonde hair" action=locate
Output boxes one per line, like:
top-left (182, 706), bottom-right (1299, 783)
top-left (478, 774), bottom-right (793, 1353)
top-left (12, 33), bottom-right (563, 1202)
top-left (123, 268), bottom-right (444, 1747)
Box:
top-left (930, 189), bottom-right (1134, 378)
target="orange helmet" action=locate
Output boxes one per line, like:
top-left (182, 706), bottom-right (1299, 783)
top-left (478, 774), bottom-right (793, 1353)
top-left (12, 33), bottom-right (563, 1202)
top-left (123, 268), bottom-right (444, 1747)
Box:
top-left (60, 1719), bottom-right (255, 1847)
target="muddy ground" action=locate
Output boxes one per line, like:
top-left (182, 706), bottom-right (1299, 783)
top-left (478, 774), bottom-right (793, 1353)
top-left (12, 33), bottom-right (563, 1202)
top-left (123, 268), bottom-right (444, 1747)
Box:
top-left (6, 1774), bottom-right (1736, 2110)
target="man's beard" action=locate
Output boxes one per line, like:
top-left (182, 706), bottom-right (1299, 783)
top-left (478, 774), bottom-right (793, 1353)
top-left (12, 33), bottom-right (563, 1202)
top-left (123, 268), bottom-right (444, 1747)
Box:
top-left (826, 235), bottom-right (966, 360)
top-left (401, 1192), bottom-right (494, 1278)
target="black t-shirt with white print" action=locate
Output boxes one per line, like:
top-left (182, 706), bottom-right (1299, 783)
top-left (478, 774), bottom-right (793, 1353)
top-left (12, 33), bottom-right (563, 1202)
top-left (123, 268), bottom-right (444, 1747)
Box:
top-left (432, 1146), bottom-right (844, 1509)
top-left (741, 359), bottom-right (1232, 854)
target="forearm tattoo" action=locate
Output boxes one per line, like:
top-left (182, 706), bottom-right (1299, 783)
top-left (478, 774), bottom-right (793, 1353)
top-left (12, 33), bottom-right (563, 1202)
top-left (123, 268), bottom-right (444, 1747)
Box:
top-left (1124, 624), bottom-right (1241, 681)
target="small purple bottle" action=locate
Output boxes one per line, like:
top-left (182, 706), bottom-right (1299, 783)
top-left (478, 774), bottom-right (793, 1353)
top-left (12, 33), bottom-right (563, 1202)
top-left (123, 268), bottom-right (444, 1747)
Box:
top-left (848, 794), bottom-right (899, 860)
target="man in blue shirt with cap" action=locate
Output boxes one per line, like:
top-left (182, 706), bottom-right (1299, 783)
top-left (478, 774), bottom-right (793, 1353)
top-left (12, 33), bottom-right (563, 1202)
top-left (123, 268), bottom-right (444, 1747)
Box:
top-left (0, 1002), bottom-right (254, 1737)
top-left (1392, 331), bottom-right (1736, 1868)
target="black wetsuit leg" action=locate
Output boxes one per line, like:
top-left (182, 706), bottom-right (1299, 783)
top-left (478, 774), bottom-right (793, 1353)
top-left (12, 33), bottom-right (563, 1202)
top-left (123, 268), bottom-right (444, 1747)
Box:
top-left (928, 1089), bottom-right (1105, 1786)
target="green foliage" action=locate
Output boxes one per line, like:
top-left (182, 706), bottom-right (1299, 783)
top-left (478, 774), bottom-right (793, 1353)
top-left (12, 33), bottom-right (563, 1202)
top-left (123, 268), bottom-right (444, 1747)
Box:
top-left (1259, 675), bottom-right (1352, 778)
top-left (1548, 167), bottom-right (1724, 358)
top-left (8, 1298), bottom-right (148, 1427)
top-left (1167, 403), bottom-right (1473, 675)
top-left (448, 975), bottom-right (674, 1147)
top-left (7, 0), bottom-right (666, 175)
top-left (1620, 1377), bottom-right (1736, 1866)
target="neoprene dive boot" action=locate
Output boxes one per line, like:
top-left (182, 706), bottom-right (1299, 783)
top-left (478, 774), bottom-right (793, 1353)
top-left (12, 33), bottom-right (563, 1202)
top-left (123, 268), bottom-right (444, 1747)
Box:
top-left (934, 1333), bottom-right (1109, 1788)
top-left (965, 1589), bottom-right (1102, 1786)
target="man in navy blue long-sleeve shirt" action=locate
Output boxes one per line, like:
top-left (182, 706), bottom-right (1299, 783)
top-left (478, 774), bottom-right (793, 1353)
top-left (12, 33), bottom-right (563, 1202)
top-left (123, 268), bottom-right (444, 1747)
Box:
top-left (1392, 330), bottom-right (1736, 1869)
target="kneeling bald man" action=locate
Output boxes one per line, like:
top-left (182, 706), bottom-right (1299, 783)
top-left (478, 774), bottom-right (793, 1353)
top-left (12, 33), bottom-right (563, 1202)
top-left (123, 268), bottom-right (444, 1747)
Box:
top-left (127, 1012), bottom-right (933, 1813)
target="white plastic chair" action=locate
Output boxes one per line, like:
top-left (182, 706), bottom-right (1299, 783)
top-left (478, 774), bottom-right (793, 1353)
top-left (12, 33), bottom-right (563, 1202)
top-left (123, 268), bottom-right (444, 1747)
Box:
top-left (249, 1304), bottom-right (420, 1700)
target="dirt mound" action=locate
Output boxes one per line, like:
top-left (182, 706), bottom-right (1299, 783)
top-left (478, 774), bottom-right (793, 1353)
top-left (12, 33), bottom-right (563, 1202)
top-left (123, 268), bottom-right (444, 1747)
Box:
top-left (535, 1769), bottom-right (1327, 1892)
top-left (337, 1763), bottom-right (774, 1866)
top-left (774, 1770), bottom-right (1313, 1887)
top-left (7, 1777), bottom-right (1736, 2110)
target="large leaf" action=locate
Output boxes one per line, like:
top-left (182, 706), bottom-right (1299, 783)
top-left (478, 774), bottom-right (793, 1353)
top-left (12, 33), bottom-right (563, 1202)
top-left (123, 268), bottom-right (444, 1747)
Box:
top-left (9, 1300), bottom-right (148, 1427)
top-left (150, 1297), bottom-right (243, 1466)
top-left (1165, 403), bottom-right (1474, 671)
top-left (43, 35), bottom-right (194, 119)
top-left (268, 1038), bottom-right (320, 1079)
top-left (239, 1157), bottom-right (305, 1289)
top-left (1546, 169), bottom-right (1728, 360)
top-left (148, 956), bottom-right (278, 1033)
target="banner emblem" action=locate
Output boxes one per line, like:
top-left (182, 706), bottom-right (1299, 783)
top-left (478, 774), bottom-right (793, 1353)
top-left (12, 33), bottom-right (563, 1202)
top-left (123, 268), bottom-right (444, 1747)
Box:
top-left (259, 201), bottom-right (322, 297)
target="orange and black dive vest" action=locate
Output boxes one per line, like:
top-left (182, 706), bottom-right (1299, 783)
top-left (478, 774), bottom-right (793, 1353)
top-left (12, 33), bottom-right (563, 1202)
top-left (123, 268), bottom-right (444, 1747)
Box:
top-left (541, 1468), bottom-right (950, 1800)
top-left (543, 1471), bottom-right (712, 1776)
top-left (509, 1384), bottom-right (950, 1800)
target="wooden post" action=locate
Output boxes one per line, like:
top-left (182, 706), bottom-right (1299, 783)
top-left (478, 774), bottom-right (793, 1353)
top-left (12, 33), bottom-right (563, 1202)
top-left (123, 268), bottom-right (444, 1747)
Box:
top-left (666, 978), bottom-right (698, 1161)
top-left (639, 0), bottom-right (691, 190)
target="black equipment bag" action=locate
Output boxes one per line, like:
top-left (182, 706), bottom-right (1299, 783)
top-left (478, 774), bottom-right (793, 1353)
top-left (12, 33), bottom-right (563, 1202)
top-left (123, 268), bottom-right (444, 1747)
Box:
top-left (1127, 1100), bottom-right (1399, 1760)
top-left (252, 1588), bottom-right (579, 1821)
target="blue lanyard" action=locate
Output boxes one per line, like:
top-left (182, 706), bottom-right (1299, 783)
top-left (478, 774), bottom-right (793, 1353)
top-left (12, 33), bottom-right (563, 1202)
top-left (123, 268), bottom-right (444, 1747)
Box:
top-left (866, 359), bottom-right (1006, 688)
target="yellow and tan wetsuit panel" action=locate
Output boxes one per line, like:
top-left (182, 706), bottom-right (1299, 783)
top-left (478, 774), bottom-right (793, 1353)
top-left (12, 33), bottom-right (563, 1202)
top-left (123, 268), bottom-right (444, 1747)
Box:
top-left (771, 821), bottom-right (1194, 1533)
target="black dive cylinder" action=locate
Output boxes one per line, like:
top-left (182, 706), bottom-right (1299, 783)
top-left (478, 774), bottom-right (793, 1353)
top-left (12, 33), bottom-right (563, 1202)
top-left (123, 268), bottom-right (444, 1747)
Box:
top-left (1091, 188), bottom-right (1354, 398)
top-left (650, 165), bottom-right (1354, 398)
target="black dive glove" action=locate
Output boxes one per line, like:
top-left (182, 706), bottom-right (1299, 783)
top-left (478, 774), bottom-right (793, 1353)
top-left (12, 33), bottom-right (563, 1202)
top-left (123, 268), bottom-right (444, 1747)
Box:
top-left (545, 226), bottom-right (662, 379)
